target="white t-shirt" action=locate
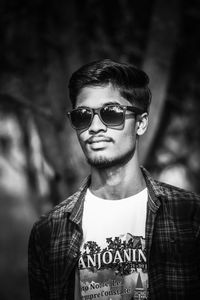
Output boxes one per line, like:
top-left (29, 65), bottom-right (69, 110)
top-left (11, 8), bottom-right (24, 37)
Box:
top-left (76, 188), bottom-right (148, 300)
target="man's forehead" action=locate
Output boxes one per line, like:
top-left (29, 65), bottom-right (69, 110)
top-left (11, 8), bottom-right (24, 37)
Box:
top-left (76, 85), bottom-right (130, 108)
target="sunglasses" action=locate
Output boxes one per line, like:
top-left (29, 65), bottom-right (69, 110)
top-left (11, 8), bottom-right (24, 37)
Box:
top-left (67, 104), bottom-right (144, 130)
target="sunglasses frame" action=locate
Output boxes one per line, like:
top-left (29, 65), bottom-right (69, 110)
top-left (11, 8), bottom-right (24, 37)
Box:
top-left (67, 104), bottom-right (145, 130)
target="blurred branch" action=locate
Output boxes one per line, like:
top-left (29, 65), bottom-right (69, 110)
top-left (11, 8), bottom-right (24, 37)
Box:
top-left (140, 0), bottom-right (181, 163)
top-left (0, 94), bottom-right (53, 121)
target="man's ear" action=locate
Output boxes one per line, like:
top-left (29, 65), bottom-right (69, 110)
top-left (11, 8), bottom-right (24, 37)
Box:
top-left (136, 113), bottom-right (148, 136)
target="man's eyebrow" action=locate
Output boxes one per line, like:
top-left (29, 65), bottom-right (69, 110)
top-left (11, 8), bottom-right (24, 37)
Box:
top-left (75, 101), bottom-right (121, 109)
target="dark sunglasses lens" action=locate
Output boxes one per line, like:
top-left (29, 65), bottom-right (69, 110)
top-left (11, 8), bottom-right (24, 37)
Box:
top-left (101, 105), bottom-right (124, 126)
top-left (70, 108), bottom-right (92, 129)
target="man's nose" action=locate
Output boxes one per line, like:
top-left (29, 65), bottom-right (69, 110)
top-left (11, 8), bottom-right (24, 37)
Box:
top-left (88, 113), bottom-right (107, 132)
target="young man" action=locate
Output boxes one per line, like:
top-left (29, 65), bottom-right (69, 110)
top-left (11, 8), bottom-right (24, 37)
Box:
top-left (28, 59), bottom-right (200, 300)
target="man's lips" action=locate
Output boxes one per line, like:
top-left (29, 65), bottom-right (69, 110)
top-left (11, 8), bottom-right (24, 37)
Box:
top-left (86, 136), bottom-right (113, 144)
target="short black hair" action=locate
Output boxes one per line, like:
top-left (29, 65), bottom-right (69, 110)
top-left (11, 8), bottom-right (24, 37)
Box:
top-left (68, 59), bottom-right (151, 112)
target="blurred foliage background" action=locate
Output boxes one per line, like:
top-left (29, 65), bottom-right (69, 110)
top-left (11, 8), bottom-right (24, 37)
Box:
top-left (0, 0), bottom-right (200, 299)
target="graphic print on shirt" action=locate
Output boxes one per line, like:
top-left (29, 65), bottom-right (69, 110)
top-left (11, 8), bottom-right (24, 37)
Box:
top-left (78, 233), bottom-right (148, 300)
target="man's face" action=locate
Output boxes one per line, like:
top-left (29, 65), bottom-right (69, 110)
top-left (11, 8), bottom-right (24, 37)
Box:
top-left (75, 84), bottom-right (139, 168)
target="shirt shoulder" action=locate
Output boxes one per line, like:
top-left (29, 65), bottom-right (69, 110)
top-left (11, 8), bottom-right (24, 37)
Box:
top-left (142, 166), bottom-right (200, 203)
top-left (30, 176), bottom-right (90, 245)
top-left (155, 179), bottom-right (200, 203)
top-left (142, 166), bottom-right (200, 226)
top-left (153, 180), bottom-right (200, 231)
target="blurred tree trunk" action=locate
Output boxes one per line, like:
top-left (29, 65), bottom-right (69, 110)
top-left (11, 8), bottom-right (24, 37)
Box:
top-left (140, 0), bottom-right (181, 163)
top-left (33, 58), bottom-right (88, 204)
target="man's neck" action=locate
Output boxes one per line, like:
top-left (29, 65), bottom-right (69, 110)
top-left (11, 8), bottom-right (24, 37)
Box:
top-left (89, 156), bottom-right (146, 200)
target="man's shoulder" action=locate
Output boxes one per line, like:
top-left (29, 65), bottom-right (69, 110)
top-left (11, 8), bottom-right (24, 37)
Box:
top-left (155, 179), bottom-right (200, 203)
top-left (28, 190), bottom-right (83, 251)
top-left (142, 166), bottom-right (200, 203)
top-left (32, 176), bottom-right (90, 235)
top-left (30, 192), bottom-right (77, 240)
top-left (152, 180), bottom-right (200, 224)
top-left (154, 180), bottom-right (200, 230)
top-left (34, 194), bottom-right (75, 227)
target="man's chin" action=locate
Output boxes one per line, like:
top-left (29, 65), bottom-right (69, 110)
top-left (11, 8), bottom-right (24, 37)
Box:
top-left (87, 151), bottom-right (134, 169)
top-left (87, 157), bottom-right (116, 169)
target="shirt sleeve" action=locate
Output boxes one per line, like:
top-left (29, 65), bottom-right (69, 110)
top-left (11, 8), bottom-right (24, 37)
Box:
top-left (28, 223), bottom-right (49, 300)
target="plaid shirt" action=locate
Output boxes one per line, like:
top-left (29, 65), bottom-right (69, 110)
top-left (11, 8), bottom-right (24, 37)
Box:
top-left (28, 167), bottom-right (200, 300)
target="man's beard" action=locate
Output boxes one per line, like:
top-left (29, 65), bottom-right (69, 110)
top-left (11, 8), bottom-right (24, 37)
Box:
top-left (86, 148), bottom-right (135, 169)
